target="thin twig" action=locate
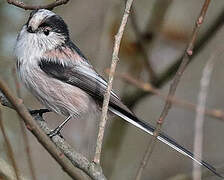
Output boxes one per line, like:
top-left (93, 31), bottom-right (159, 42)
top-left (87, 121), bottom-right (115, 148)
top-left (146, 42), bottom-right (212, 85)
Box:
top-left (7, 0), bottom-right (70, 10)
top-left (110, 71), bottom-right (224, 121)
top-left (135, 137), bottom-right (156, 180)
top-left (0, 107), bottom-right (20, 180)
top-left (0, 158), bottom-right (28, 180)
top-left (93, 0), bottom-right (135, 165)
top-left (129, 0), bottom-right (172, 83)
top-left (0, 78), bottom-right (106, 180)
top-left (193, 57), bottom-right (214, 180)
top-left (145, 0), bottom-right (172, 38)
top-left (157, 0), bottom-right (211, 124)
top-left (129, 6), bottom-right (157, 82)
top-left (135, 0), bottom-right (212, 179)
top-left (12, 67), bottom-right (37, 180)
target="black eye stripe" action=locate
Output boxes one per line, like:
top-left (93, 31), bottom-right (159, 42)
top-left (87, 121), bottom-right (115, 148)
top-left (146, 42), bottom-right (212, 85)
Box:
top-left (39, 22), bottom-right (50, 28)
top-left (26, 13), bottom-right (69, 40)
top-left (37, 15), bottom-right (69, 37)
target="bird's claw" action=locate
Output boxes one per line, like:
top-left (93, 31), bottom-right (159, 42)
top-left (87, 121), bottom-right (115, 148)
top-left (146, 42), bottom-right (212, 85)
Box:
top-left (29, 109), bottom-right (50, 117)
top-left (47, 127), bottom-right (63, 138)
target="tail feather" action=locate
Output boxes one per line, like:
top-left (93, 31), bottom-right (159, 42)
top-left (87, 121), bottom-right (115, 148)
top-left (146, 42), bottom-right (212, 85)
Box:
top-left (110, 107), bottom-right (223, 178)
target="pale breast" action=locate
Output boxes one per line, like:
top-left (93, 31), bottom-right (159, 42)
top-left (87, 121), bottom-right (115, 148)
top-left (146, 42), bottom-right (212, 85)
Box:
top-left (18, 58), bottom-right (98, 118)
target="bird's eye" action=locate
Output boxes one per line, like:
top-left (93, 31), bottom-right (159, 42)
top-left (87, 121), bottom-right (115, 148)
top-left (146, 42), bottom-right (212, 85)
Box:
top-left (43, 29), bottom-right (50, 36)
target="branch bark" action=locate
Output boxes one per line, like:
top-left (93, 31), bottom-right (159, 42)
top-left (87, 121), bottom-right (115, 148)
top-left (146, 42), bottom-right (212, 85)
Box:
top-left (0, 78), bottom-right (106, 180)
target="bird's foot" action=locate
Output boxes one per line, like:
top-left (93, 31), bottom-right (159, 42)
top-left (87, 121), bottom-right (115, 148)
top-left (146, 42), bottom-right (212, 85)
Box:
top-left (47, 126), bottom-right (63, 138)
top-left (29, 109), bottom-right (50, 118)
top-left (47, 114), bottom-right (73, 138)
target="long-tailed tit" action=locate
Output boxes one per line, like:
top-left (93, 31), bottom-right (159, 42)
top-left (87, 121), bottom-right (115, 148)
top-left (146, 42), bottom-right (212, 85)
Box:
top-left (14, 9), bottom-right (222, 177)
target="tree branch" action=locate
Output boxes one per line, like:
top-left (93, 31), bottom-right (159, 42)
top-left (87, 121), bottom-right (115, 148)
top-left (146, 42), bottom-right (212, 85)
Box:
top-left (11, 67), bottom-right (37, 180)
top-left (135, 0), bottom-right (212, 179)
top-left (0, 107), bottom-right (20, 180)
top-left (110, 71), bottom-right (224, 121)
top-left (129, 6), bottom-right (157, 82)
top-left (193, 56), bottom-right (214, 180)
top-left (129, 0), bottom-right (172, 83)
top-left (0, 158), bottom-right (28, 180)
top-left (0, 78), bottom-right (106, 180)
top-left (93, 0), bottom-right (135, 165)
top-left (7, 0), bottom-right (70, 10)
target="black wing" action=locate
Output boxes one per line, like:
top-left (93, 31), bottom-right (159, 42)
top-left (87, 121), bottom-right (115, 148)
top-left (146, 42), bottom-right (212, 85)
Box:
top-left (38, 59), bottom-right (133, 115)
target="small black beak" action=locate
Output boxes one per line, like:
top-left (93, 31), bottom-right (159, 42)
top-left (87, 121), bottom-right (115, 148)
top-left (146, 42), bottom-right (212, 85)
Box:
top-left (27, 26), bottom-right (34, 33)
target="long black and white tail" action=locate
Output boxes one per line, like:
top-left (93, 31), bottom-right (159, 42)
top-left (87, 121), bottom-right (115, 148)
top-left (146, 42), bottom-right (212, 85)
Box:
top-left (110, 107), bottom-right (223, 178)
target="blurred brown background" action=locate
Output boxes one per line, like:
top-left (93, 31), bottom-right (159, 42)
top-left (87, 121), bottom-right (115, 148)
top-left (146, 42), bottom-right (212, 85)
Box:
top-left (0, 0), bottom-right (224, 179)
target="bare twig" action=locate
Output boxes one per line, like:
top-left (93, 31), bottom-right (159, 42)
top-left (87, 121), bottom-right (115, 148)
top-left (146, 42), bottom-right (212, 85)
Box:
top-left (129, 0), bottom-right (172, 83)
top-left (135, 0), bottom-right (212, 179)
top-left (12, 67), bottom-right (37, 180)
top-left (0, 78), bottom-right (106, 180)
top-left (145, 0), bottom-right (172, 37)
top-left (135, 136), bottom-right (156, 180)
top-left (0, 107), bottom-right (20, 180)
top-left (7, 0), bottom-right (70, 10)
top-left (129, 6), bottom-right (157, 82)
top-left (193, 57), bottom-right (214, 180)
top-left (111, 71), bottom-right (224, 121)
top-left (156, 0), bottom-right (211, 125)
top-left (93, 0), bottom-right (135, 165)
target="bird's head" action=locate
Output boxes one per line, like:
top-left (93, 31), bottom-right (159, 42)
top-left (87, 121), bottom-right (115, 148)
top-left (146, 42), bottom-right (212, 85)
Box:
top-left (16, 9), bottom-right (70, 56)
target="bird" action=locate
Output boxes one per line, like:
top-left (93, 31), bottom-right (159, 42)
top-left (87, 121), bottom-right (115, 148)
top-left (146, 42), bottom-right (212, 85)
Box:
top-left (14, 9), bottom-right (222, 178)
